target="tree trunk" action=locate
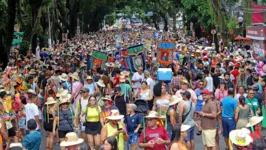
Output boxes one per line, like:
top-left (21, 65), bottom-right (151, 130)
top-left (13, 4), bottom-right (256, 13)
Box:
top-left (173, 14), bottom-right (177, 31)
top-left (1, 0), bottom-right (17, 68)
top-left (163, 15), bottom-right (168, 31)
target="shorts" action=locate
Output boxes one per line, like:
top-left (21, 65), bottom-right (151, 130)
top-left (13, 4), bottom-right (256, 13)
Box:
top-left (222, 117), bottom-right (236, 138)
top-left (43, 120), bottom-right (54, 132)
top-left (184, 126), bottom-right (195, 142)
top-left (128, 133), bottom-right (138, 145)
top-left (202, 129), bottom-right (216, 147)
top-left (84, 122), bottom-right (102, 135)
top-left (8, 127), bottom-right (16, 137)
top-left (59, 130), bottom-right (73, 138)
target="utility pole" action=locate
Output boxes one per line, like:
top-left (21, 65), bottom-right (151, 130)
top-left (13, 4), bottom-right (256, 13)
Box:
top-left (48, 7), bottom-right (52, 48)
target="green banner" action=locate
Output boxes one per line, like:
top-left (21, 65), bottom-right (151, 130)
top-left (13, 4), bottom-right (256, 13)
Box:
top-left (92, 50), bottom-right (107, 60)
top-left (128, 45), bottom-right (143, 55)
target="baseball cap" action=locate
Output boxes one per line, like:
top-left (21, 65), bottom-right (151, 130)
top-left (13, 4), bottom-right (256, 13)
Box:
top-left (201, 90), bottom-right (211, 95)
top-left (114, 87), bottom-right (121, 92)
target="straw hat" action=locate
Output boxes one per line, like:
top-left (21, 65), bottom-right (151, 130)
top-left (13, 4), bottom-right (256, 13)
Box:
top-left (59, 94), bottom-right (71, 104)
top-left (181, 124), bottom-right (191, 132)
top-left (69, 72), bottom-right (80, 80)
top-left (27, 89), bottom-right (37, 95)
top-left (96, 79), bottom-right (106, 87)
top-left (56, 89), bottom-right (68, 97)
top-left (9, 143), bottom-right (23, 148)
top-left (60, 132), bottom-right (84, 147)
top-left (119, 75), bottom-right (126, 82)
top-left (45, 97), bottom-right (57, 105)
top-left (145, 111), bottom-right (160, 119)
top-left (218, 74), bottom-right (224, 79)
top-left (181, 79), bottom-right (189, 85)
top-left (169, 95), bottom-right (182, 106)
top-left (28, 69), bottom-right (37, 75)
top-left (121, 70), bottom-right (130, 76)
top-left (80, 63), bottom-right (86, 68)
top-left (106, 109), bottom-right (124, 120)
top-left (59, 73), bottom-right (69, 82)
top-left (246, 116), bottom-right (263, 127)
top-left (86, 76), bottom-right (93, 80)
top-left (113, 63), bottom-right (121, 68)
top-left (229, 128), bottom-right (253, 146)
top-left (102, 95), bottom-right (112, 101)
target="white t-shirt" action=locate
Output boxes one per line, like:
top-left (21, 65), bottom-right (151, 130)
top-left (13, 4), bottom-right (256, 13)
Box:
top-left (234, 93), bottom-right (247, 101)
top-left (132, 72), bottom-right (144, 89)
top-left (25, 103), bottom-right (39, 130)
top-left (146, 77), bottom-right (155, 93)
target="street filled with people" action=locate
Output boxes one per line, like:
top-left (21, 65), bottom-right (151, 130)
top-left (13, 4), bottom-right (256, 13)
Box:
top-left (1, 28), bottom-right (266, 150)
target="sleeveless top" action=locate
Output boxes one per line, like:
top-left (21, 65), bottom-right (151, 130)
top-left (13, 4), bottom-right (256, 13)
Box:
top-left (182, 101), bottom-right (196, 127)
top-left (139, 91), bottom-right (149, 100)
top-left (106, 122), bottom-right (124, 150)
top-left (58, 109), bottom-right (73, 131)
top-left (166, 106), bottom-right (178, 132)
top-left (156, 99), bottom-right (170, 118)
top-left (205, 76), bottom-right (214, 92)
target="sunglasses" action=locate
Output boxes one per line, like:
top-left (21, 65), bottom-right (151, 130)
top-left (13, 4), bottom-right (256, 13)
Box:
top-left (199, 84), bottom-right (204, 86)
top-left (249, 93), bottom-right (254, 94)
top-left (61, 103), bottom-right (68, 105)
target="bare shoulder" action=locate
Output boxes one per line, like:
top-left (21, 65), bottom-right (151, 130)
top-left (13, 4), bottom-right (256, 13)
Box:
top-left (170, 143), bottom-right (179, 150)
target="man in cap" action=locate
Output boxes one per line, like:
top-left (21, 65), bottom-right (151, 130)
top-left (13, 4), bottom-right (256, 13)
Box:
top-left (112, 87), bottom-right (128, 118)
top-left (198, 90), bottom-right (217, 150)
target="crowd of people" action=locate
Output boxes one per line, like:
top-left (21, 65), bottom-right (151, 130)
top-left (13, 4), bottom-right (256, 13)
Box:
top-left (0, 28), bottom-right (265, 150)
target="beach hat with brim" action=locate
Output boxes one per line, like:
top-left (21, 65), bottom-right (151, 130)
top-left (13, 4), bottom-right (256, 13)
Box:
top-left (181, 124), bottom-right (191, 132)
top-left (9, 143), bottom-right (22, 148)
top-left (181, 79), bottom-right (189, 85)
top-left (59, 73), bottom-right (69, 82)
top-left (102, 95), bottom-right (112, 101)
top-left (28, 69), bottom-right (37, 75)
top-left (96, 79), bottom-right (106, 87)
top-left (229, 128), bottom-right (253, 146)
top-left (121, 70), bottom-right (130, 76)
top-left (59, 94), bottom-right (71, 104)
top-left (80, 63), bottom-right (86, 68)
top-left (60, 132), bottom-right (84, 147)
top-left (86, 76), bottom-right (93, 80)
top-left (119, 75), bottom-right (126, 82)
top-left (169, 95), bottom-right (182, 106)
top-left (145, 111), bottom-right (160, 119)
top-left (246, 116), bottom-right (263, 127)
top-left (45, 97), bottom-right (57, 105)
top-left (27, 89), bottom-right (37, 95)
top-left (56, 89), bottom-right (68, 97)
top-left (106, 109), bottom-right (124, 120)
top-left (69, 72), bottom-right (80, 80)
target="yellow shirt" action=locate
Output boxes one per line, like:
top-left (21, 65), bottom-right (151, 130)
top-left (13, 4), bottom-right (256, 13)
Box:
top-left (106, 122), bottom-right (124, 150)
top-left (82, 106), bottom-right (101, 122)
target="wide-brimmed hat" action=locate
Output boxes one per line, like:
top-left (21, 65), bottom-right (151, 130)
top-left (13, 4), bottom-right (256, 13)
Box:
top-left (106, 109), bottom-right (124, 120)
top-left (86, 76), bottom-right (93, 80)
top-left (69, 72), bottom-right (80, 80)
top-left (56, 89), bottom-right (68, 97)
top-left (121, 70), bottom-right (130, 76)
top-left (246, 116), bottom-right (264, 127)
top-left (181, 79), bottom-right (189, 85)
top-left (102, 95), bottom-right (112, 101)
top-left (218, 74), bottom-right (225, 79)
top-left (9, 143), bottom-right (23, 148)
top-left (169, 95), bottom-right (182, 106)
top-left (181, 124), bottom-right (191, 132)
top-left (229, 128), bottom-right (253, 146)
top-left (96, 79), bottom-right (106, 87)
top-left (59, 73), bottom-right (69, 82)
top-left (60, 132), bottom-right (84, 147)
top-left (80, 63), bottom-right (86, 68)
top-left (28, 69), bottom-right (37, 75)
top-left (145, 111), bottom-right (160, 119)
top-left (45, 97), bottom-right (57, 105)
top-left (119, 75), bottom-right (126, 82)
top-left (27, 89), bottom-right (37, 95)
top-left (59, 94), bottom-right (71, 104)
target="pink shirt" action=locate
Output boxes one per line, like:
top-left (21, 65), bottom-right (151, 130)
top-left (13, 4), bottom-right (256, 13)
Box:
top-left (72, 81), bottom-right (83, 110)
top-left (215, 89), bottom-right (228, 102)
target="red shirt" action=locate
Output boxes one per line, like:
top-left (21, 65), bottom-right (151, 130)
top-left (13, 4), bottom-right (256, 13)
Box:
top-left (113, 74), bottom-right (120, 88)
top-left (139, 126), bottom-right (170, 150)
top-left (230, 69), bottom-right (240, 85)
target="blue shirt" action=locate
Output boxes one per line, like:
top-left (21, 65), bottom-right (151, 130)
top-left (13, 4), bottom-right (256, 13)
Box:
top-left (221, 96), bottom-right (238, 118)
top-left (125, 113), bottom-right (142, 133)
top-left (22, 131), bottom-right (41, 150)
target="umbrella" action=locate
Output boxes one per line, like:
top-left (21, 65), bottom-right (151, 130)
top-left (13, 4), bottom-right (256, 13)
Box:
top-left (234, 35), bottom-right (251, 41)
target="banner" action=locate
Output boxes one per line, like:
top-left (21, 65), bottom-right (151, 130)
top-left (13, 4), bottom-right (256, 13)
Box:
top-left (157, 41), bottom-right (175, 66)
top-left (90, 50), bottom-right (108, 70)
top-left (121, 45), bottom-right (145, 72)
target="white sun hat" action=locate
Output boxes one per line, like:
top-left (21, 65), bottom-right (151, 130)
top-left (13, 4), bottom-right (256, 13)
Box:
top-left (60, 132), bottom-right (84, 147)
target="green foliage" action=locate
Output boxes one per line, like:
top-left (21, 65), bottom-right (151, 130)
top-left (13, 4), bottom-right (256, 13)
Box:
top-left (227, 17), bottom-right (238, 31)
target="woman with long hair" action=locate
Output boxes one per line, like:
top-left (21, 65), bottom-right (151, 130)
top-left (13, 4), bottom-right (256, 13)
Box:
top-left (103, 136), bottom-right (118, 150)
top-left (43, 97), bottom-right (57, 150)
top-left (137, 81), bottom-right (153, 101)
top-left (169, 124), bottom-right (190, 150)
top-left (80, 96), bottom-right (103, 150)
top-left (153, 83), bottom-right (170, 118)
top-left (235, 96), bottom-right (253, 129)
top-left (214, 82), bottom-right (228, 102)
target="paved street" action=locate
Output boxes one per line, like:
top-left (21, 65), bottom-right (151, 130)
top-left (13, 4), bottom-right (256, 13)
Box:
top-left (39, 129), bottom-right (226, 150)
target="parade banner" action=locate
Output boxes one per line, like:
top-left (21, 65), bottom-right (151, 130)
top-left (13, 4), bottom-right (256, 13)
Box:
top-left (157, 41), bottom-right (175, 66)
top-left (90, 50), bottom-right (108, 70)
top-left (121, 45), bottom-right (145, 72)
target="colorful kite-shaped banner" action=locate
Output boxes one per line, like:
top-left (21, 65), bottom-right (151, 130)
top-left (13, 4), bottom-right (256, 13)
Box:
top-left (121, 45), bottom-right (146, 72)
top-left (90, 50), bottom-right (108, 70)
top-left (157, 41), bottom-right (175, 66)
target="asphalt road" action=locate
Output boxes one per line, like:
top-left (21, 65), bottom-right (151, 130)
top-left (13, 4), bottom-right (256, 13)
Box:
top-left (38, 129), bottom-right (226, 150)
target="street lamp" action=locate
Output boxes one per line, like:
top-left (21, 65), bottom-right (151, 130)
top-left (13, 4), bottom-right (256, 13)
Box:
top-left (238, 16), bottom-right (244, 27)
